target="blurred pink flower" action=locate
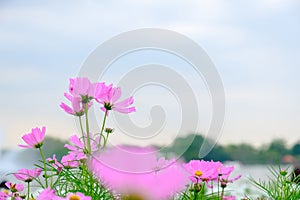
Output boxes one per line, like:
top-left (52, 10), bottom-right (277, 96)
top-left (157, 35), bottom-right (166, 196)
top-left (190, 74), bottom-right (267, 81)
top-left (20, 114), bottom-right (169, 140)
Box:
top-left (95, 84), bottom-right (135, 114)
top-left (14, 168), bottom-right (42, 182)
top-left (5, 182), bottom-right (24, 193)
top-left (183, 160), bottom-right (222, 183)
top-left (37, 188), bottom-right (56, 200)
top-left (89, 146), bottom-right (188, 200)
top-left (18, 126), bottom-right (46, 149)
top-left (0, 191), bottom-right (9, 200)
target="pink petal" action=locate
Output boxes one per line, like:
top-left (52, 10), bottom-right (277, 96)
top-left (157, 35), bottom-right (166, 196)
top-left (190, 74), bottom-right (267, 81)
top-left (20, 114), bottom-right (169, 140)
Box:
top-left (71, 97), bottom-right (82, 112)
top-left (64, 92), bottom-right (72, 101)
top-left (68, 78), bottom-right (75, 94)
top-left (113, 107), bottom-right (136, 114)
top-left (60, 103), bottom-right (74, 115)
top-left (18, 144), bottom-right (32, 148)
top-left (73, 77), bottom-right (91, 97)
top-left (94, 82), bottom-right (107, 100)
top-left (113, 96), bottom-right (134, 108)
top-left (110, 87), bottom-right (122, 103)
top-left (69, 135), bottom-right (84, 148)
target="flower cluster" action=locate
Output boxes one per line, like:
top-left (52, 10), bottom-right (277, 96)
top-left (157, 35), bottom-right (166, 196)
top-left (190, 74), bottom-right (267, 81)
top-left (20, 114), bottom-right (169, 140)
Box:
top-left (1, 77), bottom-right (243, 200)
top-left (0, 182), bottom-right (24, 200)
top-left (60, 77), bottom-right (135, 155)
top-left (184, 160), bottom-right (241, 199)
top-left (60, 77), bottom-right (135, 116)
top-left (184, 160), bottom-right (241, 185)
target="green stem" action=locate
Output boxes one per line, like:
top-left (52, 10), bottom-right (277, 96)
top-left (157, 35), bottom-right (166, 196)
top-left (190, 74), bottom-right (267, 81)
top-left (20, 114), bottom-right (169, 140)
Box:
top-left (79, 116), bottom-right (87, 151)
top-left (99, 110), bottom-right (108, 148)
top-left (39, 147), bottom-right (48, 188)
top-left (218, 176), bottom-right (220, 199)
top-left (27, 182), bottom-right (30, 200)
top-left (85, 104), bottom-right (91, 155)
top-left (103, 132), bottom-right (110, 149)
top-left (221, 187), bottom-right (225, 200)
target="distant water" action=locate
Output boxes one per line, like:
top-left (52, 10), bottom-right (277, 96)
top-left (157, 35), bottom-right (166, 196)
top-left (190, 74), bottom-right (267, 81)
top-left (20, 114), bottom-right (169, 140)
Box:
top-left (224, 162), bottom-right (293, 198)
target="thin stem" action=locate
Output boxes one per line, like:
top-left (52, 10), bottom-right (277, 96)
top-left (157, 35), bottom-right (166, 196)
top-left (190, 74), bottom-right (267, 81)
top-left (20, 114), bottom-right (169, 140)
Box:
top-left (39, 147), bottom-right (48, 188)
top-left (218, 175), bottom-right (220, 199)
top-left (210, 180), bottom-right (213, 197)
top-left (221, 187), bottom-right (225, 199)
top-left (103, 132), bottom-right (110, 149)
top-left (85, 104), bottom-right (91, 155)
top-left (99, 110), bottom-right (108, 148)
top-left (27, 182), bottom-right (30, 200)
top-left (79, 116), bottom-right (87, 151)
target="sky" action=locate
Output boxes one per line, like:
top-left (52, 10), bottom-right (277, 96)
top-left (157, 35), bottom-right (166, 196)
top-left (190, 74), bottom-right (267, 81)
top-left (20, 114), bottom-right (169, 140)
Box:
top-left (0, 0), bottom-right (300, 150)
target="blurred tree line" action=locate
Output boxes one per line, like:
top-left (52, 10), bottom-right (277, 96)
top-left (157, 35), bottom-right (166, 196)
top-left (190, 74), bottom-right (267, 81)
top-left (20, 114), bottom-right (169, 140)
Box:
top-left (41, 134), bottom-right (300, 165)
top-left (162, 134), bottom-right (300, 164)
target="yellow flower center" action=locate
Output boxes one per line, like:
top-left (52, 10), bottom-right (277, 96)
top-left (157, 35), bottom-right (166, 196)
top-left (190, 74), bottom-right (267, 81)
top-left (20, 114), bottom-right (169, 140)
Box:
top-left (69, 195), bottom-right (81, 200)
top-left (194, 170), bottom-right (203, 177)
top-left (121, 194), bottom-right (145, 200)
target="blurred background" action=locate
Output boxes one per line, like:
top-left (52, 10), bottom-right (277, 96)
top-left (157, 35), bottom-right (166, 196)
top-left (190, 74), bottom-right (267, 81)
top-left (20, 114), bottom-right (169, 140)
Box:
top-left (0, 1), bottom-right (300, 195)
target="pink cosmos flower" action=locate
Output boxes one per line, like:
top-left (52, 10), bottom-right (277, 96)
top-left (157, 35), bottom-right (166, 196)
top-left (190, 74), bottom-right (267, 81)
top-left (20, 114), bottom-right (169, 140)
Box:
top-left (14, 168), bottom-right (42, 182)
top-left (47, 154), bottom-right (63, 172)
top-left (215, 165), bottom-right (242, 186)
top-left (1, 182), bottom-right (23, 200)
top-left (220, 173), bottom-right (242, 187)
top-left (94, 84), bottom-right (135, 114)
top-left (5, 182), bottom-right (24, 193)
top-left (60, 77), bottom-right (95, 116)
top-left (223, 195), bottom-right (236, 200)
top-left (37, 188), bottom-right (56, 200)
top-left (217, 165), bottom-right (234, 176)
top-left (183, 160), bottom-right (222, 183)
top-left (69, 77), bottom-right (95, 99)
top-left (18, 126), bottom-right (46, 149)
top-left (89, 146), bottom-right (188, 200)
top-left (52, 192), bottom-right (91, 200)
top-left (65, 192), bottom-right (91, 200)
top-left (61, 153), bottom-right (81, 168)
top-left (60, 94), bottom-right (85, 116)
top-left (64, 134), bottom-right (100, 159)
top-left (93, 82), bottom-right (107, 100)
